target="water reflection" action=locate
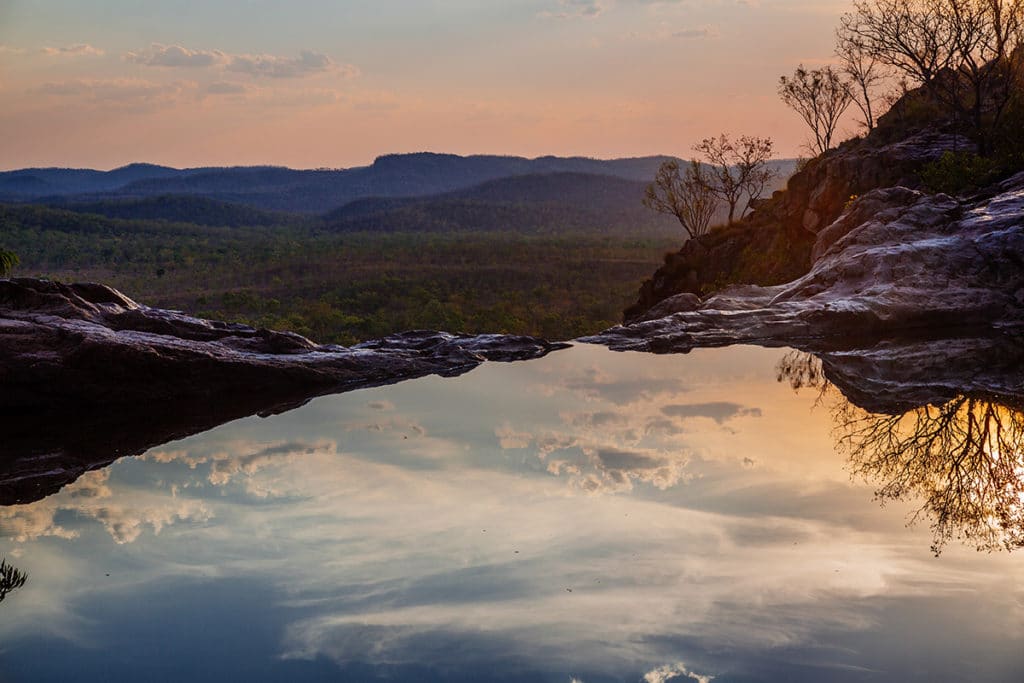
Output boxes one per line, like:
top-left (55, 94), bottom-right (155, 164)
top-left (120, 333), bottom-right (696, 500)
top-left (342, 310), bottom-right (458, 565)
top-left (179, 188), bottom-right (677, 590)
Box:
top-left (0, 558), bottom-right (28, 603)
top-left (776, 338), bottom-right (1024, 554)
top-left (841, 397), bottom-right (1024, 554)
top-left (1, 343), bottom-right (1022, 681)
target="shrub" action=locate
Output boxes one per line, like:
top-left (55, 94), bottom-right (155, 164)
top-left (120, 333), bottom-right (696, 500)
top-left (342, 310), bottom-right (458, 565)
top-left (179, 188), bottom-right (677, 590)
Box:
top-left (0, 248), bottom-right (18, 277)
top-left (920, 152), bottom-right (998, 195)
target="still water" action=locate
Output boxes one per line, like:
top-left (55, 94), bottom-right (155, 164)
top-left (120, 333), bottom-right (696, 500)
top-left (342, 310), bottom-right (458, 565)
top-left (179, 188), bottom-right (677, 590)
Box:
top-left (1, 344), bottom-right (1022, 682)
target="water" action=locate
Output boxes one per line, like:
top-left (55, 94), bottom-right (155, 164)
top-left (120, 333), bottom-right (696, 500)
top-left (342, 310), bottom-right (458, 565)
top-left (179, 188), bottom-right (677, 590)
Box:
top-left (1, 344), bottom-right (1021, 682)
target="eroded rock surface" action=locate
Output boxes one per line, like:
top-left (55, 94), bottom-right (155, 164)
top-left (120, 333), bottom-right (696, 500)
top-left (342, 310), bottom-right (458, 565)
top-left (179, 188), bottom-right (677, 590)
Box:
top-left (0, 278), bottom-right (568, 504)
top-left (588, 173), bottom-right (1024, 352)
top-left (625, 126), bottom-right (974, 321)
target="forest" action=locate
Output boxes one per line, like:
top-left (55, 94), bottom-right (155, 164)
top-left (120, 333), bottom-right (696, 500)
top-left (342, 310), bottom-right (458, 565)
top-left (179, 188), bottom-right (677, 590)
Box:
top-left (0, 201), bottom-right (677, 344)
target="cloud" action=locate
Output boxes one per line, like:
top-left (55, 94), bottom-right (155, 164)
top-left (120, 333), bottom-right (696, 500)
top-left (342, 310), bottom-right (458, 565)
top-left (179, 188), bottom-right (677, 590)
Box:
top-left (673, 27), bottom-right (718, 39)
top-left (661, 402), bottom-right (762, 424)
top-left (594, 447), bottom-right (664, 471)
top-left (561, 366), bottom-right (687, 405)
top-left (564, 410), bottom-right (628, 429)
top-left (228, 49), bottom-right (353, 79)
top-left (149, 440), bottom-right (334, 493)
top-left (542, 0), bottom-right (608, 19)
top-left (42, 43), bottom-right (104, 57)
top-left (204, 80), bottom-right (250, 96)
top-left (125, 44), bottom-right (356, 80)
top-left (0, 470), bottom-right (211, 545)
top-left (33, 78), bottom-right (193, 106)
top-left (126, 43), bottom-right (227, 67)
top-left (643, 662), bottom-right (714, 683)
top-left (207, 441), bottom-right (331, 487)
top-left (496, 422), bottom-right (533, 449)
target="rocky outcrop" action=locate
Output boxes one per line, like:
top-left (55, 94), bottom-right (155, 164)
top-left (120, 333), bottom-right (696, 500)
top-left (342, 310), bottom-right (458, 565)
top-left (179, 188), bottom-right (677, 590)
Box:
top-left (0, 278), bottom-right (567, 410)
top-left (0, 278), bottom-right (568, 504)
top-left (625, 126), bottom-right (974, 322)
top-left (591, 172), bottom-right (1024, 351)
top-left (780, 335), bottom-right (1024, 415)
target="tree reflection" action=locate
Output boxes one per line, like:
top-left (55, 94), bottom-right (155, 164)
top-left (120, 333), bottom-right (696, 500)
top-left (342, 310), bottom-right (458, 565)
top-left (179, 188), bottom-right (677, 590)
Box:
top-left (775, 350), bottom-right (827, 392)
top-left (0, 558), bottom-right (28, 603)
top-left (777, 350), bottom-right (1024, 554)
top-left (838, 396), bottom-right (1024, 554)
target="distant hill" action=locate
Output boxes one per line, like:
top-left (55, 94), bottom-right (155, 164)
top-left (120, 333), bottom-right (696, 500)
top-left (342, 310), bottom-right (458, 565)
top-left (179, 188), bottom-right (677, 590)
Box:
top-left (322, 172), bottom-right (679, 235)
top-left (0, 163), bottom-right (206, 197)
top-left (0, 153), bottom-right (695, 214)
top-left (2, 155), bottom-right (798, 231)
top-left (57, 195), bottom-right (302, 228)
top-left (322, 166), bottom-right (797, 236)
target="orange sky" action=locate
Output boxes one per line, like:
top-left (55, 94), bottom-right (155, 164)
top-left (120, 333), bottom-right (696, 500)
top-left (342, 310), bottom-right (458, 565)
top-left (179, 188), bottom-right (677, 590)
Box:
top-left (0, 1), bottom-right (853, 169)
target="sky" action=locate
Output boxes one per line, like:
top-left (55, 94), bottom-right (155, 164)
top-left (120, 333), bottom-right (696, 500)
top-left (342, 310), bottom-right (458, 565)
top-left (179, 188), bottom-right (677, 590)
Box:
top-left (0, 0), bottom-right (851, 170)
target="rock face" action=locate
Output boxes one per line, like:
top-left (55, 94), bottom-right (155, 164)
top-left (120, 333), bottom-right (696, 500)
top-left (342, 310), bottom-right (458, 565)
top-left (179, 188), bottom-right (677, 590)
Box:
top-left (625, 127), bottom-right (975, 322)
top-left (0, 278), bottom-right (568, 504)
top-left (589, 172), bottom-right (1024, 351)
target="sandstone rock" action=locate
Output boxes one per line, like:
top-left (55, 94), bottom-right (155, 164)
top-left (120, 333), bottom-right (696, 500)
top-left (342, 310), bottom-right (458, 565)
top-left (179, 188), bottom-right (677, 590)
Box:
top-left (625, 127), bottom-right (976, 322)
top-left (589, 173), bottom-right (1024, 352)
top-left (0, 279), bottom-right (569, 504)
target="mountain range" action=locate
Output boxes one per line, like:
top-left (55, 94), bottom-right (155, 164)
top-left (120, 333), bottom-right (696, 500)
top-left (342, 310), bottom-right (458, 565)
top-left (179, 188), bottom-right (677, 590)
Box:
top-left (0, 153), bottom-right (797, 234)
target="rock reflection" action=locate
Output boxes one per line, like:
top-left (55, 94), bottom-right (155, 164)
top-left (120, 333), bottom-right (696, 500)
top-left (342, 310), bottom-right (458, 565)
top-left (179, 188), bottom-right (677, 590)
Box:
top-left (0, 558), bottom-right (28, 603)
top-left (777, 338), bottom-right (1024, 554)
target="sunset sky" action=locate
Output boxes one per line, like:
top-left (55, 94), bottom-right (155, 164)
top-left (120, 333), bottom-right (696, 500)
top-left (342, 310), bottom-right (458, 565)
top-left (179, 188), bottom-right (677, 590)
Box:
top-left (1, 1), bottom-right (849, 170)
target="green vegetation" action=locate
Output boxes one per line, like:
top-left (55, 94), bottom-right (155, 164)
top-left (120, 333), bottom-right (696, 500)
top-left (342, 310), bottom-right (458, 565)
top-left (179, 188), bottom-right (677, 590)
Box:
top-left (0, 247), bottom-right (17, 277)
top-left (920, 151), bottom-right (999, 195)
top-left (1, 203), bottom-right (675, 343)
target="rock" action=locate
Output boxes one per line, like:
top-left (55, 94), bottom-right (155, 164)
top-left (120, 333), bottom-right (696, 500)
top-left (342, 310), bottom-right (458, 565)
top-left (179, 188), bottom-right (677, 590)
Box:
top-left (587, 173), bottom-right (1024, 352)
top-left (633, 293), bottom-right (702, 323)
top-left (625, 126), bottom-right (976, 322)
top-left (810, 186), bottom-right (925, 262)
top-left (811, 335), bottom-right (1024, 415)
top-left (0, 278), bottom-right (569, 504)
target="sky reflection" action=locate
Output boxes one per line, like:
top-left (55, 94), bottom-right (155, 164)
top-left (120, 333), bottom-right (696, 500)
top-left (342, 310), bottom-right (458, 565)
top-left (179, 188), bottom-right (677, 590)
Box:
top-left (1, 344), bottom-right (1022, 682)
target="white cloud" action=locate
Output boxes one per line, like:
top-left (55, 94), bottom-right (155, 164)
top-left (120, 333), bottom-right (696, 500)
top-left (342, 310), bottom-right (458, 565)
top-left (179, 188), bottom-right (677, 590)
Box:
top-left (228, 49), bottom-right (354, 79)
top-left (126, 43), bottom-right (227, 67)
top-left (644, 662), bottom-right (714, 683)
top-left (42, 43), bottom-right (104, 57)
top-left (0, 470), bottom-right (211, 545)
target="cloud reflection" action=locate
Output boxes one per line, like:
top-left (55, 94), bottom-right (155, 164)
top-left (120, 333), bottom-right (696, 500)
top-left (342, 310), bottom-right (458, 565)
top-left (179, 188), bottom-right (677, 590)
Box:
top-left (2, 345), bottom-right (1023, 681)
top-left (0, 470), bottom-right (211, 544)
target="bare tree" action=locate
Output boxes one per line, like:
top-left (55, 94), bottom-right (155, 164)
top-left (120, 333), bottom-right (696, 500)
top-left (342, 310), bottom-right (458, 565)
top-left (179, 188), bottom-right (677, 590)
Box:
top-left (836, 30), bottom-right (888, 131)
top-left (839, 0), bottom-right (1024, 150)
top-left (840, 0), bottom-right (961, 90)
top-left (778, 65), bottom-right (854, 155)
top-left (693, 134), bottom-right (776, 224)
top-left (947, 0), bottom-right (1024, 150)
top-left (643, 160), bottom-right (720, 242)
